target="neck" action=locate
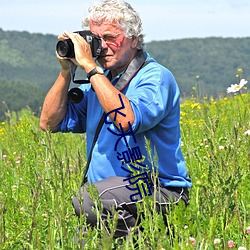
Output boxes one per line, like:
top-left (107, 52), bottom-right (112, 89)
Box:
top-left (111, 49), bottom-right (140, 79)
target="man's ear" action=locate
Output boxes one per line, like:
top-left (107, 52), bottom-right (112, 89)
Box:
top-left (131, 36), bottom-right (139, 48)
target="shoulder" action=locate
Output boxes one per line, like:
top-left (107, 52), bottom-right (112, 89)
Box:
top-left (138, 52), bottom-right (178, 87)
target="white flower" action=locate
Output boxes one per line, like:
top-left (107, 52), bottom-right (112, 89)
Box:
top-left (20, 207), bottom-right (25, 214)
top-left (244, 130), bottom-right (250, 136)
top-left (238, 247), bottom-right (246, 250)
top-left (214, 239), bottom-right (221, 245)
top-left (214, 238), bottom-right (221, 244)
top-left (227, 79), bottom-right (248, 93)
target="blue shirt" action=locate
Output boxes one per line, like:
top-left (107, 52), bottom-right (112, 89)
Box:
top-left (58, 52), bottom-right (192, 188)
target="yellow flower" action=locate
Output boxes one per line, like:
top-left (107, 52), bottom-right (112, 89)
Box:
top-left (191, 103), bottom-right (201, 109)
top-left (237, 67), bottom-right (243, 73)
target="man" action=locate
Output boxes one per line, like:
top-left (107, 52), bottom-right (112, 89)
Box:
top-left (40, 0), bottom-right (192, 242)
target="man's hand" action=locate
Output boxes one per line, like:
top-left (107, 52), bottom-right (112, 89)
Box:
top-left (62, 31), bottom-right (96, 73)
top-left (56, 33), bottom-right (79, 71)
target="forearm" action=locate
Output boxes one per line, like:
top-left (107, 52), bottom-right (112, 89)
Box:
top-left (40, 70), bottom-right (71, 132)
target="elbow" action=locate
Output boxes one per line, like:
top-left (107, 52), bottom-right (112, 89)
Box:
top-left (117, 116), bottom-right (135, 132)
top-left (39, 119), bottom-right (49, 131)
top-left (120, 122), bottom-right (131, 132)
top-left (39, 118), bottom-right (57, 133)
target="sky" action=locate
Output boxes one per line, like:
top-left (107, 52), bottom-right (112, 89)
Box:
top-left (1, 0), bottom-right (250, 42)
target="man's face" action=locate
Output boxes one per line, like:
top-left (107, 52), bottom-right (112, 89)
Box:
top-left (89, 20), bottom-right (138, 73)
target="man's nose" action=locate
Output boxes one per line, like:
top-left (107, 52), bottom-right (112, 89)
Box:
top-left (101, 38), bottom-right (108, 49)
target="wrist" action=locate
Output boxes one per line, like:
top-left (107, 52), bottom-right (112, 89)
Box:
top-left (60, 68), bottom-right (71, 80)
top-left (87, 66), bottom-right (104, 80)
top-left (83, 63), bottom-right (97, 74)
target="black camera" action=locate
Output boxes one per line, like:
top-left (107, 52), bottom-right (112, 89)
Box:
top-left (56, 30), bottom-right (102, 58)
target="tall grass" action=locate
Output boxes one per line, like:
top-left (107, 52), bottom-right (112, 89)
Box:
top-left (0, 93), bottom-right (249, 249)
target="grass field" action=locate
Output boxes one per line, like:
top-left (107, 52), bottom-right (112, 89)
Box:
top-left (0, 90), bottom-right (249, 249)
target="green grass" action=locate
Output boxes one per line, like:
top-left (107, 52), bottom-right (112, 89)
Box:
top-left (0, 93), bottom-right (249, 249)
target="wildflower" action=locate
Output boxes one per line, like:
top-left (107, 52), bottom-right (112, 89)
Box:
top-left (218, 145), bottom-right (224, 150)
top-left (191, 103), bottom-right (201, 109)
top-left (20, 207), bottom-right (25, 214)
top-left (238, 247), bottom-right (246, 250)
top-left (244, 130), bottom-right (250, 136)
top-left (42, 213), bottom-right (48, 221)
top-left (246, 226), bottom-right (250, 235)
top-left (227, 79), bottom-right (248, 93)
top-left (237, 67), bottom-right (243, 73)
top-left (189, 237), bottom-right (196, 246)
top-left (196, 180), bottom-right (202, 185)
top-left (228, 240), bottom-right (235, 248)
top-left (214, 238), bottom-right (221, 244)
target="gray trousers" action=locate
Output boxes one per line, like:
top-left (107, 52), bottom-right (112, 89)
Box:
top-left (72, 176), bottom-right (189, 239)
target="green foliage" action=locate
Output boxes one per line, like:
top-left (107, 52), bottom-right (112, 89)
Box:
top-left (0, 29), bottom-right (60, 95)
top-left (0, 109), bottom-right (85, 249)
top-left (0, 79), bottom-right (46, 121)
top-left (146, 37), bottom-right (250, 98)
top-left (0, 93), bottom-right (249, 249)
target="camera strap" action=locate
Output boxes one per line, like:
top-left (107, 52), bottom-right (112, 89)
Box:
top-left (81, 50), bottom-right (150, 185)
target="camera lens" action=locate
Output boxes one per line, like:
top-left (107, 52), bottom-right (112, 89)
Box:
top-left (68, 88), bottom-right (84, 103)
top-left (56, 39), bottom-right (74, 58)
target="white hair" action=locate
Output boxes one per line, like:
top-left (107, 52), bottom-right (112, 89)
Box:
top-left (82, 0), bottom-right (145, 49)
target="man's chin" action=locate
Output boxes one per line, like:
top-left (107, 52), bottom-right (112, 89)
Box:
top-left (98, 59), bottom-right (113, 69)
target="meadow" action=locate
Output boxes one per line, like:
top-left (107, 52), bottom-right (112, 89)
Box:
top-left (0, 90), bottom-right (249, 249)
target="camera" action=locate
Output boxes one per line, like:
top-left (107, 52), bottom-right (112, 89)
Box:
top-left (56, 30), bottom-right (102, 58)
